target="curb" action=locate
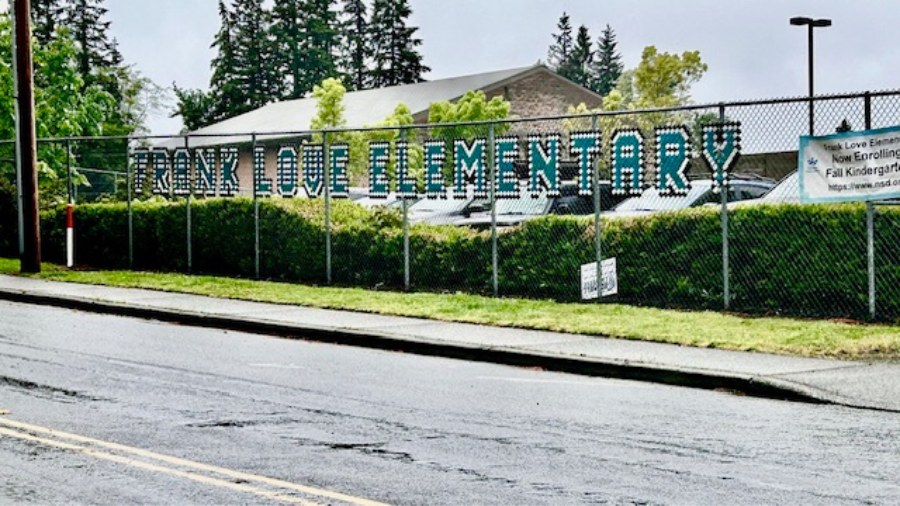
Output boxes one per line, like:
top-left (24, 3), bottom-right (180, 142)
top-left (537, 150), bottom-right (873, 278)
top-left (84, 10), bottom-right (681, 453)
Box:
top-left (0, 288), bottom-right (858, 407)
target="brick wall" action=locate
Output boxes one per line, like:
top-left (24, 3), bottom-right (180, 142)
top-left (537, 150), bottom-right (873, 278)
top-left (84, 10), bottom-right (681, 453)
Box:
top-left (487, 69), bottom-right (602, 119)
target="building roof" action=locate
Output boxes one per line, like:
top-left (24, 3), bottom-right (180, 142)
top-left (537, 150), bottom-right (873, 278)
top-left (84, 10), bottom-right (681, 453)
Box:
top-left (160, 65), bottom-right (554, 148)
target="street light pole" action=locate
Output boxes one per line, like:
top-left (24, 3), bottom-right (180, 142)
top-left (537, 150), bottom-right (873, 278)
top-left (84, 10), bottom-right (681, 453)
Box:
top-left (807, 23), bottom-right (814, 135)
top-left (790, 16), bottom-right (831, 136)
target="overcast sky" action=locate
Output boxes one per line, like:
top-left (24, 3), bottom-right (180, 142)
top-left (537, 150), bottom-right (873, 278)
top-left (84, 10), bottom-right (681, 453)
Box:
top-left (90, 0), bottom-right (900, 134)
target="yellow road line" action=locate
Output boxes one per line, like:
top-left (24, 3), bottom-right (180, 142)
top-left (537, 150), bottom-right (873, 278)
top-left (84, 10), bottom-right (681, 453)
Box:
top-left (0, 427), bottom-right (317, 505)
top-left (0, 417), bottom-right (389, 506)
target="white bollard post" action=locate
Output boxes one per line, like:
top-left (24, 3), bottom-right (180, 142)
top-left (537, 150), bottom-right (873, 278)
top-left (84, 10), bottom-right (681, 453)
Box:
top-left (66, 202), bottom-right (74, 268)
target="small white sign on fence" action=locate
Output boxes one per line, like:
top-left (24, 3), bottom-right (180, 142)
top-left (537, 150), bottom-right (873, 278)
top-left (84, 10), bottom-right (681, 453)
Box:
top-left (581, 258), bottom-right (618, 300)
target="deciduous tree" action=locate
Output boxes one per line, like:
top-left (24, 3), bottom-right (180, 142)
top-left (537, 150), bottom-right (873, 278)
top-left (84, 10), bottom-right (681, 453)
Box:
top-left (0, 14), bottom-right (117, 203)
top-left (428, 90), bottom-right (511, 141)
top-left (631, 46), bottom-right (707, 109)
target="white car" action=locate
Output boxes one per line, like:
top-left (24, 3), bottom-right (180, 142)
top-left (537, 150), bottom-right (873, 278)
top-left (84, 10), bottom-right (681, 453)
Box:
top-left (607, 178), bottom-right (775, 218)
top-left (453, 194), bottom-right (552, 229)
top-left (353, 193), bottom-right (405, 209)
top-left (730, 172), bottom-right (800, 208)
top-left (402, 186), bottom-right (503, 224)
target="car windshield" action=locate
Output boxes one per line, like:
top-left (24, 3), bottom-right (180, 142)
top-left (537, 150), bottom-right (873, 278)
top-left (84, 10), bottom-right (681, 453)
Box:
top-left (497, 195), bottom-right (550, 215)
top-left (761, 172), bottom-right (800, 203)
top-left (409, 198), bottom-right (470, 214)
top-left (614, 183), bottom-right (712, 212)
top-left (465, 195), bottom-right (550, 216)
top-left (355, 196), bottom-right (395, 207)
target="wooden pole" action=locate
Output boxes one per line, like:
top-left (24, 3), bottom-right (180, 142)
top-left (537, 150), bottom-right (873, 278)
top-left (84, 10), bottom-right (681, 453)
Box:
top-left (15, 0), bottom-right (41, 273)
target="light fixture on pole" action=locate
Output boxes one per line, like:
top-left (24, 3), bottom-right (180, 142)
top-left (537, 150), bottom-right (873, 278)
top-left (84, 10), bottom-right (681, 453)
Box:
top-left (790, 16), bottom-right (831, 135)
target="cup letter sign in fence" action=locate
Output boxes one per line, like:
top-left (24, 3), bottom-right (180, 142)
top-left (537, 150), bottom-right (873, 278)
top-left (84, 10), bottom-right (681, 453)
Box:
top-left (138, 124), bottom-right (741, 201)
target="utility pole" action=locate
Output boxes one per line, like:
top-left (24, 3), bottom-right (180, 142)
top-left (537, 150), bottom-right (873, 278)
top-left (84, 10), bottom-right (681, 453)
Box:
top-left (14, 0), bottom-right (41, 273)
top-left (10, 0), bottom-right (24, 256)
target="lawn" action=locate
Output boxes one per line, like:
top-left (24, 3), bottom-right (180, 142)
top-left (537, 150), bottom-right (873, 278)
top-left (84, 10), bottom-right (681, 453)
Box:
top-left (1, 258), bottom-right (897, 360)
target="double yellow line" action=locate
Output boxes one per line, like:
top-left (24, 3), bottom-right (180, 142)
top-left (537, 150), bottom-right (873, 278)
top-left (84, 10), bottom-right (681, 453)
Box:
top-left (0, 416), bottom-right (389, 506)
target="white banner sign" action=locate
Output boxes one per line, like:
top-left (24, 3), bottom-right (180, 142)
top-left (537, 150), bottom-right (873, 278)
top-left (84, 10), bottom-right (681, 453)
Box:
top-left (581, 258), bottom-right (618, 300)
top-left (800, 125), bottom-right (900, 203)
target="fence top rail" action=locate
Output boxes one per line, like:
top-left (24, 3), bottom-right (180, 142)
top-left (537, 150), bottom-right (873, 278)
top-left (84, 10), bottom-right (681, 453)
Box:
top-left (1, 88), bottom-right (899, 146)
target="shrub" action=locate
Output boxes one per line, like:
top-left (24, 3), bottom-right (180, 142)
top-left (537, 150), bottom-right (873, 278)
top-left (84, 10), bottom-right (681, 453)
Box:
top-left (0, 177), bottom-right (17, 257)
top-left (25, 196), bottom-right (900, 323)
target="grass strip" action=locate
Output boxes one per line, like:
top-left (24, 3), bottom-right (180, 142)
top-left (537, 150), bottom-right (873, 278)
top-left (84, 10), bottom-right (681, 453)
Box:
top-left (0, 258), bottom-right (897, 360)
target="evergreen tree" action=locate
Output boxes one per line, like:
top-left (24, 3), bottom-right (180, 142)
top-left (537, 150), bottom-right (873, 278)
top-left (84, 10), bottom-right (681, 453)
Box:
top-left (547, 12), bottom-right (573, 72)
top-left (302, 0), bottom-right (339, 95)
top-left (208, 0), bottom-right (244, 121)
top-left (63, 0), bottom-right (137, 131)
top-left (64, 0), bottom-right (114, 79)
top-left (369, 0), bottom-right (428, 87)
top-left (230, 0), bottom-right (275, 112)
top-left (269, 0), bottom-right (302, 98)
top-left (559, 24), bottom-right (592, 87)
top-left (172, 85), bottom-right (215, 132)
top-left (590, 24), bottom-right (623, 96)
top-left (338, 0), bottom-right (370, 90)
top-left (31, 0), bottom-right (65, 46)
top-left (108, 37), bottom-right (124, 67)
top-left (271, 0), bottom-right (340, 99)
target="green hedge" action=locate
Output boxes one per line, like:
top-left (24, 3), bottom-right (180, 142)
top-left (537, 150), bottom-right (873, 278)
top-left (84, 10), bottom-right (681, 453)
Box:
top-left (24, 197), bottom-right (900, 322)
top-left (0, 178), bottom-right (16, 257)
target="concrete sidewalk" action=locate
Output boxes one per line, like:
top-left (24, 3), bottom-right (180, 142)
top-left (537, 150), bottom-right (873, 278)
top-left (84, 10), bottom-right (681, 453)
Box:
top-left (1, 274), bottom-right (898, 412)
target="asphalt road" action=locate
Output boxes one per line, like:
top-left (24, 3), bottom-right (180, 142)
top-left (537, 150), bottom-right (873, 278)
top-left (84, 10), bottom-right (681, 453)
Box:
top-left (1, 300), bottom-right (899, 505)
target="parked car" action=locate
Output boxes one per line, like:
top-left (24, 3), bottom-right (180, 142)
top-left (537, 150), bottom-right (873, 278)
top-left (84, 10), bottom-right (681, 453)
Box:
top-left (454, 182), bottom-right (625, 229)
top-left (606, 176), bottom-right (775, 218)
top-left (549, 181), bottom-right (629, 215)
top-left (353, 193), bottom-right (412, 210)
top-left (347, 187), bottom-right (369, 201)
top-left (730, 172), bottom-right (800, 207)
top-left (732, 171), bottom-right (900, 208)
top-left (454, 193), bottom-right (552, 229)
top-left (408, 190), bottom-right (481, 225)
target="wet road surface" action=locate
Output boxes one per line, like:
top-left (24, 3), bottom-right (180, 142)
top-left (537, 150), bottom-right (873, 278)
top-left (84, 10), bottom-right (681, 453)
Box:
top-left (0, 300), bottom-right (899, 504)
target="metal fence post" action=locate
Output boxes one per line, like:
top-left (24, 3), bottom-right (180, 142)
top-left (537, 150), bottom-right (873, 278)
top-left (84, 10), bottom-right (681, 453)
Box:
top-left (126, 138), bottom-right (133, 268)
top-left (65, 139), bottom-right (73, 267)
top-left (488, 123), bottom-right (498, 297)
top-left (591, 114), bottom-right (602, 302)
top-left (402, 127), bottom-right (410, 291)
top-left (719, 103), bottom-right (730, 311)
top-left (253, 134), bottom-right (260, 279)
top-left (324, 130), bottom-right (332, 285)
top-left (864, 92), bottom-right (876, 319)
top-left (65, 139), bottom-right (72, 204)
top-left (867, 203), bottom-right (875, 319)
top-left (184, 136), bottom-right (192, 273)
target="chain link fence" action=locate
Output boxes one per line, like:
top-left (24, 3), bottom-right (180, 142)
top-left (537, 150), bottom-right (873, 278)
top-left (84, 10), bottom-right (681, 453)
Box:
top-left (1, 91), bottom-right (898, 323)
